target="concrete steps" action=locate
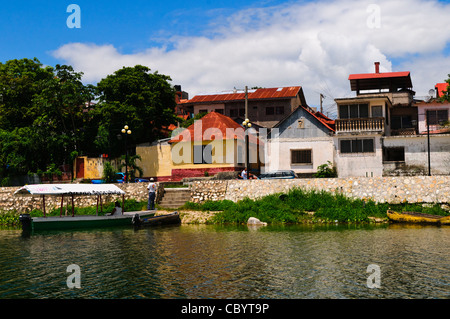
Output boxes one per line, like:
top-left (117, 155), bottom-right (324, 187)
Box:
top-left (159, 188), bottom-right (191, 209)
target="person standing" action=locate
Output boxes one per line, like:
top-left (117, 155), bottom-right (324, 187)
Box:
top-left (147, 178), bottom-right (157, 210)
top-left (241, 168), bottom-right (248, 180)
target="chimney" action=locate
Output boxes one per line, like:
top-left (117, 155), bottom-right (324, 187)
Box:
top-left (374, 62), bottom-right (380, 74)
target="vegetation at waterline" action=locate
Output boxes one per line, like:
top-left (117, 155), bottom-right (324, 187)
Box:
top-left (180, 187), bottom-right (450, 224)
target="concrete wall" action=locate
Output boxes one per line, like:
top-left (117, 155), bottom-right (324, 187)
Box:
top-left (383, 134), bottom-right (450, 175)
top-left (265, 138), bottom-right (334, 174)
top-left (333, 134), bottom-right (383, 177)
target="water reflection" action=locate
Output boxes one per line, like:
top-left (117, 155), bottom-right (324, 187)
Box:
top-left (0, 224), bottom-right (448, 299)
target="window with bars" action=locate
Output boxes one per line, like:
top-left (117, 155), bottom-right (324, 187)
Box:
top-left (340, 139), bottom-right (374, 154)
top-left (291, 149), bottom-right (312, 164)
top-left (426, 109), bottom-right (448, 125)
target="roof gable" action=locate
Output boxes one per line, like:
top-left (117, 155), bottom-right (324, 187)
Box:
top-left (168, 111), bottom-right (261, 144)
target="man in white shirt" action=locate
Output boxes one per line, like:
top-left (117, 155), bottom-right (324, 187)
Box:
top-left (147, 178), bottom-right (157, 210)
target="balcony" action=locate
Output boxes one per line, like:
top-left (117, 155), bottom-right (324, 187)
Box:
top-left (335, 117), bottom-right (385, 134)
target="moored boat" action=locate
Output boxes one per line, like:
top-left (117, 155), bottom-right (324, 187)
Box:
top-left (132, 211), bottom-right (181, 228)
top-left (387, 210), bottom-right (450, 225)
top-left (14, 184), bottom-right (155, 231)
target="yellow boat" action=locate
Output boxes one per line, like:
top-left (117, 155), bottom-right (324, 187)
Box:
top-left (387, 210), bottom-right (450, 225)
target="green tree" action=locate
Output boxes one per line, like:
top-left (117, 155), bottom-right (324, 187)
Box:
top-left (0, 58), bottom-right (92, 183)
top-left (94, 65), bottom-right (178, 158)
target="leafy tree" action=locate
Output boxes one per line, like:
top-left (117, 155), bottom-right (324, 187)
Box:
top-left (102, 162), bottom-right (117, 183)
top-left (93, 65), bottom-right (178, 158)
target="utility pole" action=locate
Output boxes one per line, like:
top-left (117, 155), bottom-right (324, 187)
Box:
top-left (426, 111), bottom-right (431, 176)
top-left (320, 93), bottom-right (324, 113)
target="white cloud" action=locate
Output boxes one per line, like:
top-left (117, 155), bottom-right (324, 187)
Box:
top-left (52, 0), bottom-right (450, 115)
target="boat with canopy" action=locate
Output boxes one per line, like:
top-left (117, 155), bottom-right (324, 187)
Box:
top-left (14, 184), bottom-right (155, 231)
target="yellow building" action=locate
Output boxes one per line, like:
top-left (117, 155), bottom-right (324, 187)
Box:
top-left (137, 112), bottom-right (263, 181)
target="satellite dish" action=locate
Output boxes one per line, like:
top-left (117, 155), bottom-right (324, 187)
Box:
top-left (428, 89), bottom-right (435, 97)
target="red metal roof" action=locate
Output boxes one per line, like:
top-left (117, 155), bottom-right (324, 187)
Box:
top-left (348, 71), bottom-right (412, 91)
top-left (435, 82), bottom-right (449, 97)
top-left (169, 111), bottom-right (262, 145)
top-left (180, 86), bottom-right (302, 105)
top-left (348, 71), bottom-right (410, 81)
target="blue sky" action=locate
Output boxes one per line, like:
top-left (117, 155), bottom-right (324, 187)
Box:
top-left (2, 0), bottom-right (450, 115)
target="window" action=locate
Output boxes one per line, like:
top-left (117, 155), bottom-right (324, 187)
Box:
top-left (383, 147), bottom-right (405, 162)
top-left (215, 109), bottom-right (224, 114)
top-left (193, 144), bottom-right (212, 164)
top-left (291, 149), bottom-right (312, 164)
top-left (372, 105), bottom-right (382, 118)
top-left (339, 104), bottom-right (369, 119)
top-left (391, 116), bottom-right (412, 129)
top-left (266, 106), bottom-right (284, 116)
top-left (427, 109), bottom-right (448, 125)
top-left (340, 139), bottom-right (374, 153)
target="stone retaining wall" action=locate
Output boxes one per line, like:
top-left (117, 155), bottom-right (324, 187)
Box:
top-left (1, 176), bottom-right (449, 214)
top-left (190, 176), bottom-right (450, 204)
top-left (0, 183), bottom-right (157, 214)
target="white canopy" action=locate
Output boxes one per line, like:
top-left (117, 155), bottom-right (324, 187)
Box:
top-left (14, 184), bottom-right (126, 196)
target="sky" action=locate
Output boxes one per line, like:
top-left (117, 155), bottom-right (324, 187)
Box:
top-left (1, 0), bottom-right (450, 118)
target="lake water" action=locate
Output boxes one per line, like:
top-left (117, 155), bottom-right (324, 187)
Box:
top-left (0, 223), bottom-right (448, 299)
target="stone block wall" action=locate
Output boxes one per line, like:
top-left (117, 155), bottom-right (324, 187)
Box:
top-left (190, 176), bottom-right (450, 204)
top-left (0, 183), bottom-right (161, 214)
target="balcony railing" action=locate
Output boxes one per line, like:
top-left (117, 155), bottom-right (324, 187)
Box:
top-left (335, 117), bottom-right (385, 133)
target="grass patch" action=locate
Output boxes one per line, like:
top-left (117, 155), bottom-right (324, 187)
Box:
top-left (179, 187), bottom-right (449, 225)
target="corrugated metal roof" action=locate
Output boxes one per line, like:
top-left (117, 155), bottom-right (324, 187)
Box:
top-left (180, 86), bottom-right (302, 104)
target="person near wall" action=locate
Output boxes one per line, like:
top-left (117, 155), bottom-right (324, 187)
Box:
top-left (147, 178), bottom-right (157, 210)
top-left (241, 168), bottom-right (248, 180)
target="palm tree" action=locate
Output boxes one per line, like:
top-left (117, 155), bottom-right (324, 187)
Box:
top-left (118, 154), bottom-right (143, 182)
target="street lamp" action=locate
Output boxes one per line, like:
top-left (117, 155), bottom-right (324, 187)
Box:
top-left (242, 119), bottom-right (252, 172)
top-left (121, 125), bottom-right (132, 183)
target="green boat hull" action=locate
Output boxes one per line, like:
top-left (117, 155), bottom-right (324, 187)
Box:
top-left (21, 211), bottom-right (156, 231)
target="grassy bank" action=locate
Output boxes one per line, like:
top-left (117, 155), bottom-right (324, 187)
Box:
top-left (2, 188), bottom-right (449, 226)
top-left (180, 187), bottom-right (449, 224)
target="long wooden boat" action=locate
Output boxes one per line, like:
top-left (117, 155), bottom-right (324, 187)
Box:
top-left (132, 211), bottom-right (181, 228)
top-left (387, 210), bottom-right (450, 225)
top-left (14, 184), bottom-right (155, 231)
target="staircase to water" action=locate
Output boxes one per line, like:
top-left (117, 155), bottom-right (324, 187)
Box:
top-left (158, 188), bottom-right (191, 209)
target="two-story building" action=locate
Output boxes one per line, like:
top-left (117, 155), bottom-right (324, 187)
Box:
top-left (334, 63), bottom-right (450, 177)
top-left (178, 86), bottom-right (308, 128)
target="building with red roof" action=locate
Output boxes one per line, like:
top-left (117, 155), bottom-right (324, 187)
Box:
top-left (137, 111), bottom-right (264, 181)
top-left (178, 86), bottom-right (308, 128)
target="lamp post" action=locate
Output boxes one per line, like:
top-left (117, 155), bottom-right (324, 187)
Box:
top-left (242, 118), bottom-right (252, 172)
top-left (121, 125), bottom-right (132, 183)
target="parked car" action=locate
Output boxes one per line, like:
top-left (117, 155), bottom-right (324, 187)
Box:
top-left (258, 170), bottom-right (298, 179)
top-left (91, 172), bottom-right (126, 184)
